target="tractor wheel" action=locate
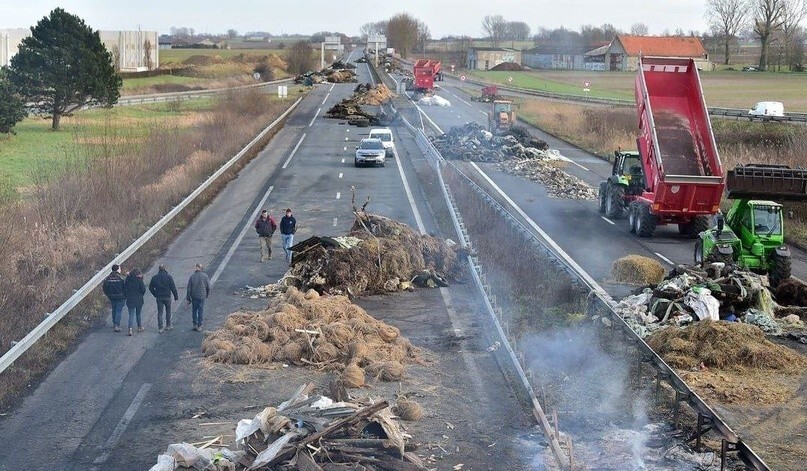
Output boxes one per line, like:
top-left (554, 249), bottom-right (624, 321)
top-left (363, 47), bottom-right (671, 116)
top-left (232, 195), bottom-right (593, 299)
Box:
top-left (706, 249), bottom-right (733, 266)
top-left (635, 203), bottom-right (657, 238)
top-left (769, 252), bottom-right (792, 288)
top-left (678, 224), bottom-right (688, 235)
top-left (628, 202), bottom-right (638, 233)
top-left (684, 216), bottom-right (711, 239)
top-left (694, 240), bottom-right (704, 265)
top-left (605, 185), bottom-right (627, 219)
top-left (598, 182), bottom-right (607, 214)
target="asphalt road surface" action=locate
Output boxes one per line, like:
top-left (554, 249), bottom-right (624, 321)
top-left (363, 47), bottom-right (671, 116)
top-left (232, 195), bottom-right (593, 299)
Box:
top-left (386, 70), bottom-right (807, 297)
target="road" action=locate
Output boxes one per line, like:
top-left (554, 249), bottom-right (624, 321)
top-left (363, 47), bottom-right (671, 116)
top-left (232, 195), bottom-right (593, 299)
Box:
top-left (386, 71), bottom-right (807, 296)
top-left (0, 50), bottom-right (534, 470)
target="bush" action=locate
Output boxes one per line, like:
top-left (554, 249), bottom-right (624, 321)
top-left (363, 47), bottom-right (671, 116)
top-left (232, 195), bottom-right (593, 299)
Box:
top-left (253, 60), bottom-right (275, 82)
top-left (0, 71), bottom-right (26, 135)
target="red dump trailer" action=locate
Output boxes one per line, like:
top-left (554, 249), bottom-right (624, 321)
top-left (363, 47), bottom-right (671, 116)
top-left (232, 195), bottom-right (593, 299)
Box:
top-left (628, 57), bottom-right (725, 238)
top-left (412, 59), bottom-right (442, 92)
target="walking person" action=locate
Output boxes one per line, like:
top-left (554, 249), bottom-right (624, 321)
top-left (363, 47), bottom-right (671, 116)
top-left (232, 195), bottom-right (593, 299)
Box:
top-left (255, 209), bottom-right (277, 262)
top-left (149, 265), bottom-right (178, 333)
top-left (280, 208), bottom-right (297, 264)
top-left (124, 268), bottom-right (146, 336)
top-left (186, 263), bottom-right (210, 331)
top-left (102, 264), bottom-right (126, 332)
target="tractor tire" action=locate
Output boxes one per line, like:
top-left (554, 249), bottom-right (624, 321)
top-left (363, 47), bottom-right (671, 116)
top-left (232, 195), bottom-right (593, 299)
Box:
top-left (694, 240), bottom-right (704, 265)
top-left (598, 182), bottom-right (607, 214)
top-left (678, 224), bottom-right (688, 235)
top-left (628, 202), bottom-right (638, 233)
top-left (605, 185), bottom-right (627, 219)
top-left (769, 252), bottom-right (792, 288)
top-left (635, 203), bottom-right (657, 238)
top-left (706, 249), bottom-right (733, 266)
top-left (683, 216), bottom-right (710, 239)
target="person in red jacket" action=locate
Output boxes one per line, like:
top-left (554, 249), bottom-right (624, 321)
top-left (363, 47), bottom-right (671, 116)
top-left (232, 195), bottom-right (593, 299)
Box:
top-left (255, 209), bottom-right (278, 262)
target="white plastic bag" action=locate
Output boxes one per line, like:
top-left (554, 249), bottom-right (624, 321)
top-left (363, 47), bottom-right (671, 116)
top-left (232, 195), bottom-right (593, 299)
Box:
top-left (148, 454), bottom-right (175, 471)
top-left (684, 289), bottom-right (719, 321)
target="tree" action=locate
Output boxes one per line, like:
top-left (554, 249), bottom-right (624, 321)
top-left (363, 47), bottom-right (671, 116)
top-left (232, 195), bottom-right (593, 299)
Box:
top-left (286, 40), bottom-right (315, 75)
top-left (360, 21), bottom-right (388, 39)
top-left (630, 23), bottom-right (649, 35)
top-left (481, 15), bottom-right (507, 46)
top-left (227, 29), bottom-right (239, 39)
top-left (506, 21), bottom-right (531, 42)
top-left (386, 13), bottom-right (421, 57)
top-left (753, 0), bottom-right (786, 69)
top-left (0, 69), bottom-right (26, 135)
top-left (417, 20), bottom-right (431, 54)
top-left (707, 0), bottom-right (751, 65)
top-left (8, 8), bottom-right (121, 131)
top-left (143, 38), bottom-right (154, 70)
top-left (781, 0), bottom-right (807, 68)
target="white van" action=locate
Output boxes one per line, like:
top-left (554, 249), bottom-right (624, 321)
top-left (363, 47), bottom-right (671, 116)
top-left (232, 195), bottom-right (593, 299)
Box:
top-left (368, 128), bottom-right (395, 157)
top-left (749, 101), bottom-right (785, 118)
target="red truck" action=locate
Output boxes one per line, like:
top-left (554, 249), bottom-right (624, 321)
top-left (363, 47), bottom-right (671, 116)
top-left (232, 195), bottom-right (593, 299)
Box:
top-left (412, 59), bottom-right (442, 92)
top-left (598, 57), bottom-right (724, 238)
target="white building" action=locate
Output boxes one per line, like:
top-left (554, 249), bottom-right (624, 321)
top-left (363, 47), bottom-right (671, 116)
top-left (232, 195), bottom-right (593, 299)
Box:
top-left (1, 28), bottom-right (159, 71)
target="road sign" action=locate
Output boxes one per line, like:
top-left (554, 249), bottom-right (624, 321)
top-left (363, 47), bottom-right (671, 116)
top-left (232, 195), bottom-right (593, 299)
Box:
top-left (253, 72), bottom-right (261, 81)
top-left (508, 76), bottom-right (513, 83)
top-left (460, 75), bottom-right (466, 81)
top-left (584, 81), bottom-right (591, 88)
top-left (450, 64), bottom-right (455, 72)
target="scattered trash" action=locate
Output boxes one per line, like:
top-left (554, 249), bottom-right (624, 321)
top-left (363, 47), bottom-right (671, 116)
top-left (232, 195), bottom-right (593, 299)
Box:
top-left (418, 95), bottom-right (451, 107)
top-left (612, 255), bottom-right (666, 286)
top-left (501, 159), bottom-right (597, 200)
top-left (431, 122), bottom-right (548, 163)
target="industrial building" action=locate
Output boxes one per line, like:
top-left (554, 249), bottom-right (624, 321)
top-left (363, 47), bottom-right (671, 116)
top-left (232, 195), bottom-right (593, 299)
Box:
top-left (466, 47), bottom-right (522, 70)
top-left (1, 28), bottom-right (159, 71)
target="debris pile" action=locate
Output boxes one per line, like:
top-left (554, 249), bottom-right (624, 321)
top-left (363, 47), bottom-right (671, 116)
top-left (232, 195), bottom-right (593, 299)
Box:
top-left (501, 159), bottom-right (598, 200)
top-left (612, 255), bottom-right (666, 285)
top-left (287, 211), bottom-right (461, 296)
top-left (294, 63), bottom-right (358, 86)
top-left (202, 287), bottom-right (420, 382)
top-left (324, 84), bottom-right (397, 126)
top-left (149, 384), bottom-right (426, 470)
top-left (430, 122), bottom-right (548, 163)
top-left (489, 62), bottom-right (523, 71)
top-left (331, 60), bottom-right (356, 70)
top-left (418, 95), bottom-right (451, 107)
top-left (354, 83), bottom-right (394, 105)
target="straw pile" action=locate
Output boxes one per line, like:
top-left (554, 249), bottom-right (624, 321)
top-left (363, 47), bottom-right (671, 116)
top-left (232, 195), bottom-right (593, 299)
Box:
top-left (354, 83), bottom-right (395, 105)
top-left (612, 255), bottom-right (666, 285)
top-left (202, 287), bottom-right (420, 384)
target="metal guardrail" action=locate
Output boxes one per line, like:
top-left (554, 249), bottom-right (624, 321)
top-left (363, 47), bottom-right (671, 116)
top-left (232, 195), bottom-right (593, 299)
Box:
top-left (0, 96), bottom-right (303, 375)
top-left (117, 78), bottom-right (293, 106)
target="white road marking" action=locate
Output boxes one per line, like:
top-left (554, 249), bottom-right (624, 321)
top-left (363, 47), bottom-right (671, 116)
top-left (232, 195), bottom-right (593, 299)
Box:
top-left (478, 110), bottom-right (488, 117)
top-left (391, 143), bottom-right (426, 233)
top-left (329, 83), bottom-right (335, 91)
top-left (469, 162), bottom-right (609, 299)
top-left (366, 63), bottom-right (376, 86)
top-left (341, 158), bottom-right (345, 163)
top-left (600, 216), bottom-right (615, 226)
top-left (655, 252), bottom-right (675, 265)
top-left (210, 186), bottom-right (275, 285)
top-left (308, 108), bottom-right (321, 127)
top-left (343, 146), bottom-right (347, 151)
top-left (570, 161), bottom-right (591, 171)
top-left (333, 217), bottom-right (338, 227)
top-left (413, 103), bottom-right (444, 134)
top-left (346, 128), bottom-right (349, 132)
top-left (345, 137), bottom-right (348, 141)
top-left (92, 383), bottom-right (152, 467)
top-left (338, 172), bottom-right (343, 178)
top-left (336, 192), bottom-right (341, 200)
top-left (449, 90), bottom-right (472, 107)
top-left (321, 93), bottom-right (330, 105)
top-left (282, 133), bottom-right (306, 169)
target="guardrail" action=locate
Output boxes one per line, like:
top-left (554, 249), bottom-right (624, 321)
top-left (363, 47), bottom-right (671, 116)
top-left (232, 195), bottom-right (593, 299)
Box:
top-left (0, 96), bottom-right (303, 375)
top-left (117, 78), bottom-right (294, 106)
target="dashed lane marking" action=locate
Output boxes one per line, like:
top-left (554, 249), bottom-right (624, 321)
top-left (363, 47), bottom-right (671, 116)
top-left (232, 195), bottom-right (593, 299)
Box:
top-left (91, 383), bottom-right (152, 468)
top-left (570, 160), bottom-right (591, 171)
top-left (309, 108), bottom-right (321, 127)
top-left (338, 172), bottom-right (343, 179)
top-left (282, 133), bottom-right (306, 169)
top-left (655, 252), bottom-right (674, 265)
top-left (329, 82), bottom-right (335, 91)
top-left (336, 192), bottom-right (341, 200)
top-left (343, 146), bottom-right (347, 151)
top-left (321, 93), bottom-right (330, 105)
top-left (341, 158), bottom-right (345, 163)
top-left (333, 217), bottom-right (338, 227)
top-left (601, 216), bottom-right (615, 226)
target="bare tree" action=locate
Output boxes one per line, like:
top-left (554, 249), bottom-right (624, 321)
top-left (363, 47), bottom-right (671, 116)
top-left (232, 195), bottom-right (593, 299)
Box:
top-left (707, 0), bottom-right (751, 64)
top-left (781, 0), bottom-right (807, 68)
top-left (505, 21), bottom-right (531, 42)
top-left (386, 13), bottom-right (421, 57)
top-left (417, 20), bottom-right (431, 54)
top-left (450, 35), bottom-right (474, 68)
top-left (630, 23), bottom-right (650, 35)
top-left (753, 0), bottom-right (786, 70)
top-left (227, 29), bottom-right (238, 39)
top-left (143, 39), bottom-right (153, 70)
top-left (359, 21), bottom-right (388, 39)
top-left (481, 14), bottom-right (507, 47)
top-left (286, 40), bottom-right (315, 75)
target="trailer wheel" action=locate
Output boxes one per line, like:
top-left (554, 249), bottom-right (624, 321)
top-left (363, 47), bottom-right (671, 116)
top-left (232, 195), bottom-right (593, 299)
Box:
top-left (598, 182), bottom-right (607, 214)
top-left (628, 203), bottom-right (638, 233)
top-left (769, 252), bottom-right (792, 288)
top-left (636, 204), bottom-right (657, 238)
top-left (605, 184), bottom-right (626, 219)
top-left (694, 240), bottom-right (704, 265)
top-left (683, 216), bottom-right (710, 239)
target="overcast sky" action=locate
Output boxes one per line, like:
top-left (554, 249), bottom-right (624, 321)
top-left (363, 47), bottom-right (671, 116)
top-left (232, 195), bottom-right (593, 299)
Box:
top-left (3, 1), bottom-right (711, 37)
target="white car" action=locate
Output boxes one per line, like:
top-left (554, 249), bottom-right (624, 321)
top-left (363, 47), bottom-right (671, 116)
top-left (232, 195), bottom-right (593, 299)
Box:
top-left (749, 101), bottom-right (784, 118)
top-left (368, 128), bottom-right (395, 158)
top-left (355, 138), bottom-right (386, 167)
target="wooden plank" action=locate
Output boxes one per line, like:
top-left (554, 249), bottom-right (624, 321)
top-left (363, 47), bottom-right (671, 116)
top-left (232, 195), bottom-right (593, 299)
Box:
top-left (296, 450), bottom-right (324, 471)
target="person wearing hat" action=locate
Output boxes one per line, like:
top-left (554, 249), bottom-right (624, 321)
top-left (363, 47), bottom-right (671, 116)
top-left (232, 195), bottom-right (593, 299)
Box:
top-left (279, 208), bottom-right (297, 264)
top-left (102, 264), bottom-right (126, 332)
top-left (255, 209), bottom-right (278, 262)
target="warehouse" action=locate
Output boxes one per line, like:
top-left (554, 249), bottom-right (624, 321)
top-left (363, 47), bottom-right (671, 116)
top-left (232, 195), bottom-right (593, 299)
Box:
top-left (466, 47), bottom-right (522, 70)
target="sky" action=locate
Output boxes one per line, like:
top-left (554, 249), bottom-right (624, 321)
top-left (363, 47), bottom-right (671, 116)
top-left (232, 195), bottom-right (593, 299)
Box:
top-left (2, 0), bottom-right (711, 37)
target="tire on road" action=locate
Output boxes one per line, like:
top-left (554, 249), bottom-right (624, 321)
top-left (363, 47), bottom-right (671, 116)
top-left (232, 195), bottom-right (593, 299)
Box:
top-left (605, 184), bottom-right (627, 219)
top-left (694, 239), bottom-right (704, 265)
top-left (598, 182), bottom-right (607, 214)
top-left (636, 203), bottom-right (657, 238)
top-left (682, 216), bottom-right (710, 239)
top-left (628, 202), bottom-right (638, 234)
top-left (769, 252), bottom-right (792, 288)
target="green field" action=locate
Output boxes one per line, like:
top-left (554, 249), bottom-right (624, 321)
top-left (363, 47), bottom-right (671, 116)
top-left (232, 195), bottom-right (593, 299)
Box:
top-left (160, 48), bottom-right (288, 65)
top-left (121, 74), bottom-right (205, 92)
top-left (465, 70), bottom-right (807, 110)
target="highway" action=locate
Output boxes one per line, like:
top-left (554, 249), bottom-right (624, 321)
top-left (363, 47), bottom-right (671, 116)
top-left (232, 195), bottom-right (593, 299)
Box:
top-left (385, 70), bottom-right (807, 294)
top-left (0, 50), bottom-right (534, 470)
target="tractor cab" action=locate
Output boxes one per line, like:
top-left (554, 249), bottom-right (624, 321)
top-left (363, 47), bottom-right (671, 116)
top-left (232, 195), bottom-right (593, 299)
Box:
top-left (611, 150), bottom-right (645, 196)
top-left (489, 100), bottom-right (515, 134)
top-left (726, 200), bottom-right (784, 265)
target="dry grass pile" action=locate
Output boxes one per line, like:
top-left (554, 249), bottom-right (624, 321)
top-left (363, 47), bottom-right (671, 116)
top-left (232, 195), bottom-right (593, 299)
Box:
top-left (202, 287), bottom-right (420, 384)
top-left (290, 212), bottom-right (460, 295)
top-left (328, 70), bottom-right (357, 83)
top-left (393, 398), bottom-right (423, 421)
top-left (612, 255), bottom-right (666, 285)
top-left (354, 83), bottom-right (394, 105)
top-left (648, 320), bottom-right (807, 371)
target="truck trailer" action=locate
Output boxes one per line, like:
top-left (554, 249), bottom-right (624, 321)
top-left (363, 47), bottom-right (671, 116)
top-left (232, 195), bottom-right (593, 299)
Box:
top-left (412, 59), bottom-right (442, 93)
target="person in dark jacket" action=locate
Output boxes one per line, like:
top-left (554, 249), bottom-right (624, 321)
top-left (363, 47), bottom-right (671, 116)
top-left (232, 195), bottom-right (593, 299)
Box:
top-left (102, 264), bottom-right (126, 332)
top-left (255, 209), bottom-right (277, 262)
top-left (279, 208), bottom-right (297, 264)
top-left (186, 263), bottom-right (210, 331)
top-left (123, 268), bottom-right (147, 335)
top-left (149, 265), bottom-right (179, 333)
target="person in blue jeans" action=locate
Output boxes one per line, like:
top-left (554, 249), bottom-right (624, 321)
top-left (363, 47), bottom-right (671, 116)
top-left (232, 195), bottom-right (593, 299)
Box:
top-left (123, 268), bottom-right (146, 336)
top-left (280, 208), bottom-right (297, 264)
top-left (186, 263), bottom-right (210, 331)
top-left (102, 264), bottom-right (126, 332)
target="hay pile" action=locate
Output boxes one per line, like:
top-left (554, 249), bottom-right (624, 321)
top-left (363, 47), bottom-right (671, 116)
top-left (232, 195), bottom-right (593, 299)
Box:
top-left (202, 287), bottom-right (420, 384)
top-left (328, 70), bottom-right (357, 83)
top-left (648, 320), bottom-right (806, 371)
top-left (612, 255), bottom-right (666, 285)
top-left (289, 212), bottom-right (460, 295)
top-left (354, 83), bottom-right (394, 105)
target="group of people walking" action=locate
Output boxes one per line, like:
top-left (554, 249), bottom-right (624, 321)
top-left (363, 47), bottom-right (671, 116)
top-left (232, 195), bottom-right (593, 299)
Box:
top-left (100, 207), bottom-right (297, 334)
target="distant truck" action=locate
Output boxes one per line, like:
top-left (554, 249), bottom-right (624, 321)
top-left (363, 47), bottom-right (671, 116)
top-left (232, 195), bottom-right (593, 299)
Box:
top-left (597, 57), bottom-right (724, 238)
top-left (412, 59), bottom-right (442, 93)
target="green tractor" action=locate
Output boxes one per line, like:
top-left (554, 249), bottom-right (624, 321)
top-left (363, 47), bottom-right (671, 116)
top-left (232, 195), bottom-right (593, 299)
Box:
top-left (598, 150), bottom-right (645, 219)
top-left (695, 164), bottom-right (807, 287)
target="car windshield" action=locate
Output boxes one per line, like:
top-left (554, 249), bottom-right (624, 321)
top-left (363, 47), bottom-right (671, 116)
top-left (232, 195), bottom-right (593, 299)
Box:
top-left (753, 206), bottom-right (781, 235)
top-left (360, 140), bottom-right (384, 150)
top-left (371, 133), bottom-right (391, 142)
